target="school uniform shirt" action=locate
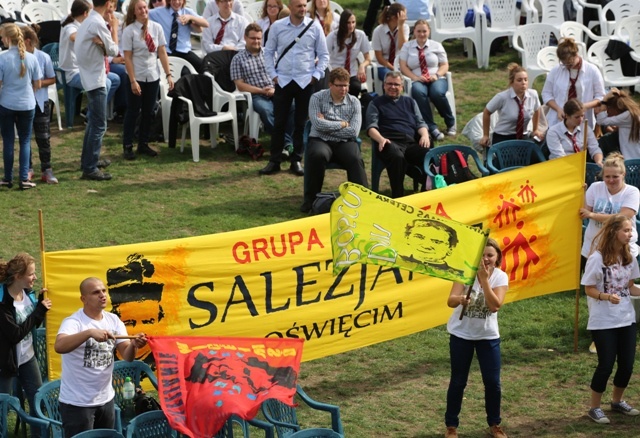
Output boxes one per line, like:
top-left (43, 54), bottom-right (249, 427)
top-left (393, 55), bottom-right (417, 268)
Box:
top-left (541, 59), bottom-right (605, 129)
top-left (582, 181), bottom-right (640, 258)
top-left (257, 16), bottom-right (273, 34)
top-left (202, 0), bottom-right (244, 20)
top-left (306, 10), bottom-right (340, 34)
top-left (0, 47), bottom-right (41, 111)
top-left (597, 110), bottom-right (640, 159)
top-left (398, 38), bottom-right (447, 78)
top-left (76, 9), bottom-right (119, 91)
top-left (122, 20), bottom-right (166, 83)
top-left (447, 268), bottom-right (509, 341)
top-left (201, 12), bottom-right (249, 54)
top-left (581, 250), bottom-right (639, 330)
top-left (57, 309), bottom-right (128, 407)
top-left (59, 21), bottom-right (80, 81)
top-left (326, 29), bottom-right (370, 77)
top-left (546, 121), bottom-right (602, 160)
top-left (32, 49), bottom-right (55, 113)
top-left (150, 6), bottom-right (200, 54)
top-left (486, 88), bottom-right (541, 136)
top-left (371, 23), bottom-right (410, 63)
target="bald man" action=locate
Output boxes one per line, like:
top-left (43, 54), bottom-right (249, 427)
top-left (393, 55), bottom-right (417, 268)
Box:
top-left (54, 277), bottom-right (147, 436)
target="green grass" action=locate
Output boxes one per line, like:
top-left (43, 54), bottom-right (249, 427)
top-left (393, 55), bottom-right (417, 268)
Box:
top-left (3, 6), bottom-right (640, 437)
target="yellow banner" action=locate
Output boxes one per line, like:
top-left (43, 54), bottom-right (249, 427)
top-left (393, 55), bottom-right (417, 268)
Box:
top-left (43, 153), bottom-right (585, 379)
top-left (330, 182), bottom-right (489, 284)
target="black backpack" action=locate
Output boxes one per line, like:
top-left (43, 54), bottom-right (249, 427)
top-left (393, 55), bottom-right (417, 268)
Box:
top-left (440, 150), bottom-right (477, 185)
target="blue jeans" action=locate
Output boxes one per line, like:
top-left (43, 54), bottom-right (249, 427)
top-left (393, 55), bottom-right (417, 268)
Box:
top-left (108, 63), bottom-right (128, 109)
top-left (591, 323), bottom-right (637, 393)
top-left (252, 94), bottom-right (294, 146)
top-left (68, 73), bottom-right (120, 107)
top-left (445, 334), bottom-right (502, 428)
top-left (0, 105), bottom-right (35, 182)
top-left (0, 356), bottom-right (43, 438)
top-left (123, 79), bottom-right (159, 146)
top-left (410, 78), bottom-right (455, 133)
top-left (81, 87), bottom-right (107, 173)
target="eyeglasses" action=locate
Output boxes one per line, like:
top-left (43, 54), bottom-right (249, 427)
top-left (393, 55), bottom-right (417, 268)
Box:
top-left (330, 83), bottom-right (349, 88)
top-left (266, 4), bottom-right (280, 8)
top-left (151, 0), bottom-right (163, 3)
top-left (384, 82), bottom-right (402, 87)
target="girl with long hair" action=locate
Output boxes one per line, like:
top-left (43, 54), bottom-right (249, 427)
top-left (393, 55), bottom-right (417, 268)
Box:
top-left (258, 0), bottom-right (284, 35)
top-left (0, 253), bottom-right (52, 438)
top-left (325, 9), bottom-right (370, 97)
top-left (596, 88), bottom-right (640, 159)
top-left (0, 23), bottom-right (42, 190)
top-left (581, 215), bottom-right (640, 424)
top-left (122, 0), bottom-right (174, 159)
top-left (371, 3), bottom-right (408, 83)
top-left (307, 0), bottom-right (338, 36)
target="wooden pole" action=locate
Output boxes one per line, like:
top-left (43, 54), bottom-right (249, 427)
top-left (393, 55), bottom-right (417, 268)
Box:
top-left (574, 136), bottom-right (588, 353)
top-left (38, 209), bottom-right (47, 299)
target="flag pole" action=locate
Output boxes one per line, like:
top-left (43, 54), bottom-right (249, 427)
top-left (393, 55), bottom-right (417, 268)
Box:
top-left (574, 134), bottom-right (588, 353)
top-left (459, 284), bottom-right (473, 321)
top-left (38, 209), bottom-right (47, 300)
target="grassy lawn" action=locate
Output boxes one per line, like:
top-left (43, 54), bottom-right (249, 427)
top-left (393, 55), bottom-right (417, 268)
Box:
top-left (2, 3), bottom-right (640, 436)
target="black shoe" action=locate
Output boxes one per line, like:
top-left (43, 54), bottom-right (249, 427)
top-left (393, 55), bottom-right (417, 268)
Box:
top-left (123, 145), bottom-right (136, 160)
top-left (19, 180), bottom-right (36, 190)
top-left (137, 143), bottom-right (158, 157)
top-left (81, 170), bottom-right (112, 181)
top-left (0, 179), bottom-right (12, 189)
top-left (289, 161), bottom-right (304, 176)
top-left (97, 159), bottom-right (112, 169)
top-left (300, 201), bottom-right (312, 214)
top-left (259, 162), bottom-right (281, 175)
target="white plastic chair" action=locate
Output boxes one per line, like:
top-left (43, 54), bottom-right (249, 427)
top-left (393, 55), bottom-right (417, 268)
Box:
top-left (158, 57), bottom-right (198, 142)
top-left (47, 0), bottom-right (69, 14)
top-left (587, 39), bottom-right (640, 89)
top-left (402, 71), bottom-right (457, 125)
top-left (428, 0), bottom-right (483, 68)
top-left (179, 73), bottom-right (239, 162)
top-left (244, 1), bottom-right (263, 22)
top-left (512, 23), bottom-right (560, 87)
top-left (536, 46), bottom-right (559, 73)
top-left (478, 0), bottom-right (520, 69)
top-left (0, 0), bottom-right (22, 16)
top-left (613, 15), bottom-right (640, 54)
top-left (48, 86), bottom-right (63, 131)
top-left (560, 20), bottom-right (607, 45)
top-left (599, 0), bottom-right (640, 36)
top-left (20, 2), bottom-right (64, 24)
top-left (0, 4), bottom-right (15, 19)
top-left (330, 1), bottom-right (343, 14)
top-left (522, 0), bottom-right (566, 28)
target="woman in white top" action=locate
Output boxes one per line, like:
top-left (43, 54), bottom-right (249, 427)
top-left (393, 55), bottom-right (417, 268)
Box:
top-left (257, 0), bottom-right (284, 44)
top-left (581, 215), bottom-right (640, 424)
top-left (122, 0), bottom-right (174, 159)
top-left (547, 99), bottom-right (603, 164)
top-left (444, 238), bottom-right (509, 438)
top-left (399, 19), bottom-right (455, 141)
top-left (580, 152), bottom-right (639, 261)
top-left (371, 3), bottom-right (408, 83)
top-left (542, 37), bottom-right (605, 129)
top-left (480, 63), bottom-right (544, 148)
top-left (59, 0), bottom-right (92, 93)
top-left (596, 88), bottom-right (640, 160)
top-left (307, 0), bottom-right (339, 36)
top-left (326, 9), bottom-right (370, 97)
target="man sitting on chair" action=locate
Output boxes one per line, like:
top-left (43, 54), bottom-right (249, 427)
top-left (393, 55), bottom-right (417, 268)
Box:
top-left (302, 67), bottom-right (368, 213)
top-left (366, 70), bottom-right (431, 198)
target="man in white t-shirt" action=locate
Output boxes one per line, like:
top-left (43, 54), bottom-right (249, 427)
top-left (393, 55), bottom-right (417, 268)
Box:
top-left (54, 277), bottom-right (147, 437)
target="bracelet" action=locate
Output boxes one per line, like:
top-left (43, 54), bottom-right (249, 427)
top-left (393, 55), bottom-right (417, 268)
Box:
top-left (598, 292), bottom-right (602, 301)
top-left (166, 73), bottom-right (171, 78)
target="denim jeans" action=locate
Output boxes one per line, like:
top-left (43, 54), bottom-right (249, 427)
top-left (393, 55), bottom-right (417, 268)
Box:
top-left (108, 63), bottom-right (128, 109)
top-left (0, 355), bottom-right (43, 438)
top-left (81, 87), bottom-right (107, 174)
top-left (591, 323), bottom-right (637, 393)
top-left (60, 398), bottom-right (115, 437)
top-left (445, 334), bottom-right (502, 428)
top-left (123, 79), bottom-right (159, 146)
top-left (252, 94), bottom-right (294, 146)
top-left (410, 78), bottom-right (455, 133)
top-left (68, 73), bottom-right (120, 108)
top-left (0, 105), bottom-right (35, 182)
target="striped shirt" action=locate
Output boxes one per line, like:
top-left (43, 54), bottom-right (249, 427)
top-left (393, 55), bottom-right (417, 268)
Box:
top-left (308, 89), bottom-right (362, 142)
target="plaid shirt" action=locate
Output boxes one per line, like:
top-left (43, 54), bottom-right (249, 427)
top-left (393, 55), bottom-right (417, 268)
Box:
top-left (308, 89), bottom-right (362, 142)
top-left (230, 49), bottom-right (272, 92)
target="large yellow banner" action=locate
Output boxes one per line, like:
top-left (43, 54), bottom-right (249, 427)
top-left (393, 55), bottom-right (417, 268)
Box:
top-left (43, 153), bottom-right (585, 379)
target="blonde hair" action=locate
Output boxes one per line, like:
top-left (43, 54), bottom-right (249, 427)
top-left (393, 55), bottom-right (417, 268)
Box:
top-left (0, 253), bottom-right (35, 286)
top-left (1, 23), bottom-right (27, 77)
top-left (308, 0), bottom-right (333, 35)
top-left (507, 62), bottom-right (527, 85)
top-left (125, 0), bottom-right (149, 39)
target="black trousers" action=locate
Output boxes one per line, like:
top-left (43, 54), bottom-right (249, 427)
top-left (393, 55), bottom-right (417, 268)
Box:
top-left (170, 50), bottom-right (204, 74)
top-left (304, 137), bottom-right (368, 204)
top-left (30, 101), bottom-right (51, 172)
top-left (378, 132), bottom-right (429, 198)
top-left (271, 80), bottom-right (314, 164)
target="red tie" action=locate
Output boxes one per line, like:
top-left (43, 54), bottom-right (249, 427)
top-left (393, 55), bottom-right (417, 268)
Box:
top-left (344, 37), bottom-right (356, 73)
top-left (568, 58), bottom-right (582, 100)
top-left (515, 96), bottom-right (525, 139)
top-left (388, 30), bottom-right (396, 65)
top-left (566, 131), bottom-right (581, 153)
top-left (145, 31), bottom-right (156, 53)
top-left (214, 18), bottom-right (228, 45)
top-left (417, 46), bottom-right (430, 80)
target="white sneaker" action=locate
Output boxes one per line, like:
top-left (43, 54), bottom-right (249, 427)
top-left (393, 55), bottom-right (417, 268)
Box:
top-left (432, 129), bottom-right (445, 141)
top-left (446, 126), bottom-right (457, 137)
top-left (41, 169), bottom-right (59, 184)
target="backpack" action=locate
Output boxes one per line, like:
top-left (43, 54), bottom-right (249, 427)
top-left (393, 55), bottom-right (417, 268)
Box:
top-left (133, 387), bottom-right (161, 416)
top-left (237, 135), bottom-right (265, 161)
top-left (440, 150), bottom-right (477, 185)
top-left (311, 192), bottom-right (339, 215)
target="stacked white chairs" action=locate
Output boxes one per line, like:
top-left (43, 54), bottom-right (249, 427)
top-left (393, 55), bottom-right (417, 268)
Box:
top-left (159, 57), bottom-right (198, 144)
top-left (575, 0), bottom-right (640, 35)
top-left (536, 45), bottom-right (559, 73)
top-left (478, 0), bottom-right (520, 69)
top-left (521, 0), bottom-right (568, 29)
top-left (512, 23), bottom-right (560, 87)
top-left (20, 2), bottom-right (64, 24)
top-left (244, 1), bottom-right (263, 22)
top-left (587, 39), bottom-right (640, 89)
top-left (613, 15), bottom-right (640, 59)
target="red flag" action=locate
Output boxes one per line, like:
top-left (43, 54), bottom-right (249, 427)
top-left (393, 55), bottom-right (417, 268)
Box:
top-left (147, 336), bottom-right (304, 437)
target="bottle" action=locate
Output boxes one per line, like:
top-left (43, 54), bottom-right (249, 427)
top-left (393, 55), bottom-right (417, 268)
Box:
top-left (123, 377), bottom-right (136, 420)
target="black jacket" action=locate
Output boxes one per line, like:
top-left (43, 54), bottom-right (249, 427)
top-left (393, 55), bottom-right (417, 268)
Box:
top-left (167, 74), bottom-right (217, 148)
top-left (0, 284), bottom-right (48, 377)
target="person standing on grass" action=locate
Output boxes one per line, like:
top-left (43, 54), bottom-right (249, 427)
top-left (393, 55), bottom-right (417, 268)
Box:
top-left (0, 253), bottom-right (52, 438)
top-left (76, 0), bottom-right (120, 181)
top-left (444, 238), bottom-right (509, 438)
top-left (261, 0), bottom-right (329, 177)
top-left (22, 25), bottom-right (59, 185)
top-left (0, 23), bottom-right (42, 191)
top-left (581, 214), bottom-right (640, 424)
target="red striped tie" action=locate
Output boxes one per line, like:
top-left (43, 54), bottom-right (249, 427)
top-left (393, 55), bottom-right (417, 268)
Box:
top-left (145, 31), bottom-right (156, 53)
top-left (344, 38), bottom-right (356, 73)
top-left (417, 46), bottom-right (430, 80)
top-left (214, 18), bottom-right (228, 45)
top-left (566, 131), bottom-right (581, 153)
top-left (388, 30), bottom-right (396, 65)
top-left (515, 96), bottom-right (525, 139)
